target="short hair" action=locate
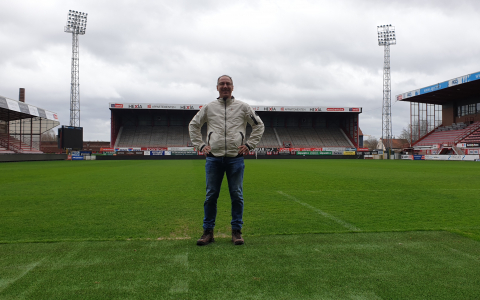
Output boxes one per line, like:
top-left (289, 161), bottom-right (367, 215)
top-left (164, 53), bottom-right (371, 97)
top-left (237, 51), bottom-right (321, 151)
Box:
top-left (217, 75), bottom-right (233, 85)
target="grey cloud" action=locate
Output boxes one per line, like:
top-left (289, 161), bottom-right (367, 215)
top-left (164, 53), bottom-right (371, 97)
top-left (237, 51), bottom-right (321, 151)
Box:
top-left (1, 0), bottom-right (480, 140)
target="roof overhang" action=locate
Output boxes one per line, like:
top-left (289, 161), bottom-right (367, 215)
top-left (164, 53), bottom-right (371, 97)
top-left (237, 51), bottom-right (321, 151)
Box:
top-left (0, 95), bottom-right (60, 133)
top-left (396, 71), bottom-right (480, 105)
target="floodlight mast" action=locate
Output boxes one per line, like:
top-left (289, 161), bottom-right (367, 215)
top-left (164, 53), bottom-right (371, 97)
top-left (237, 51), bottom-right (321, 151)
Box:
top-left (377, 24), bottom-right (396, 155)
top-left (64, 10), bottom-right (88, 127)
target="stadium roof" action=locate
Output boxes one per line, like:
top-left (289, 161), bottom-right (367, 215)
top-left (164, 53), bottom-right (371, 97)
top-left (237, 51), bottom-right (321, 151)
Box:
top-left (0, 95), bottom-right (60, 132)
top-left (396, 70), bottom-right (480, 105)
top-left (109, 103), bottom-right (362, 113)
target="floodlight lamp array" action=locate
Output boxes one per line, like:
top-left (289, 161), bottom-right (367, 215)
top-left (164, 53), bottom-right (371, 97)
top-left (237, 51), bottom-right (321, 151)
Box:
top-left (377, 24), bottom-right (396, 46)
top-left (65, 10), bottom-right (88, 34)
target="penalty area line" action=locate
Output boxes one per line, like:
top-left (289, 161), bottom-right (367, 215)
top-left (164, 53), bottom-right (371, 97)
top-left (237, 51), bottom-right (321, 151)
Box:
top-left (277, 191), bottom-right (361, 232)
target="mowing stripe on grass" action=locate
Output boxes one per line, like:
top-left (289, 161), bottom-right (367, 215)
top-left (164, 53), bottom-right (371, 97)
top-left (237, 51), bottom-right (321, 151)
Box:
top-left (277, 191), bottom-right (361, 232)
top-left (0, 258), bottom-right (44, 293)
top-left (169, 251), bottom-right (189, 294)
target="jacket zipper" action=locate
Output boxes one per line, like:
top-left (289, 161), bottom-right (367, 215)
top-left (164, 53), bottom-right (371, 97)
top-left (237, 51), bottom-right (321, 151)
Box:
top-left (224, 101), bottom-right (227, 154)
top-left (240, 132), bottom-right (244, 145)
top-left (208, 132), bottom-right (213, 145)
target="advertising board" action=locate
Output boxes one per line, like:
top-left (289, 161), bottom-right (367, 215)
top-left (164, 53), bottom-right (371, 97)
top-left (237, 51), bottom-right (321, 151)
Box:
top-left (296, 151), bottom-right (332, 155)
top-left (109, 103), bottom-right (362, 113)
top-left (171, 151), bottom-right (198, 155)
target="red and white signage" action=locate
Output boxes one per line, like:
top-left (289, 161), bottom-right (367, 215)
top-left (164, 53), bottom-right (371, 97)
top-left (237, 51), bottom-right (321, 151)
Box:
top-left (109, 103), bottom-right (362, 113)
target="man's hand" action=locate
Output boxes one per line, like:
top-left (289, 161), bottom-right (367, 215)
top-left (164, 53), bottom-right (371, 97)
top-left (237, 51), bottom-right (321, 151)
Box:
top-left (202, 145), bottom-right (211, 156)
top-left (238, 145), bottom-right (249, 155)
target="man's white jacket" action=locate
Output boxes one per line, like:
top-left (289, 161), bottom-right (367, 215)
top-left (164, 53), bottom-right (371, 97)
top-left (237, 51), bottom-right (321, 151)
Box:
top-left (189, 97), bottom-right (265, 157)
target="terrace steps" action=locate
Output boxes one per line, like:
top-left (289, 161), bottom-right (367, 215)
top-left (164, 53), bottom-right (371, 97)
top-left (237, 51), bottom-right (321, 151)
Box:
top-left (115, 125), bottom-right (354, 148)
top-left (0, 132), bottom-right (43, 154)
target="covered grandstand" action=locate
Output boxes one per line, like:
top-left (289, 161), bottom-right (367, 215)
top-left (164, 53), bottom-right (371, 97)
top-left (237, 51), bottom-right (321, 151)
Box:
top-left (397, 70), bottom-right (480, 155)
top-left (109, 103), bottom-right (362, 153)
top-left (0, 94), bottom-right (60, 154)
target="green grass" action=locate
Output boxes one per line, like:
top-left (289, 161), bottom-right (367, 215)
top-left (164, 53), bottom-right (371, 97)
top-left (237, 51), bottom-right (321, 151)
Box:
top-left (1, 160), bottom-right (480, 299)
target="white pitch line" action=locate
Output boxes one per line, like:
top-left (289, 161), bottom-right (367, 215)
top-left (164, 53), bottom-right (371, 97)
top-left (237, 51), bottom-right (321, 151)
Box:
top-left (277, 191), bottom-right (361, 232)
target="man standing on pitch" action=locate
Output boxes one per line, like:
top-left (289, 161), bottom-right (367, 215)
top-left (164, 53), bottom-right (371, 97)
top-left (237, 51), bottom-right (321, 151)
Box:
top-left (189, 75), bottom-right (264, 246)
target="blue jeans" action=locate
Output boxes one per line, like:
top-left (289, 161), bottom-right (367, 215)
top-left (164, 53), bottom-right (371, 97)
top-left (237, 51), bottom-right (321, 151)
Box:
top-left (203, 156), bottom-right (245, 231)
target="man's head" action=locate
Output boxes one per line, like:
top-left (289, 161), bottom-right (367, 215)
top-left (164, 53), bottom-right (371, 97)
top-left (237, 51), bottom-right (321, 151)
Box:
top-left (217, 75), bottom-right (234, 100)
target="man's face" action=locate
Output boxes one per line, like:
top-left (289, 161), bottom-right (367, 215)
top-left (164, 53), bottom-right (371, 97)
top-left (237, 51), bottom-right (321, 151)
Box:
top-left (217, 76), bottom-right (234, 99)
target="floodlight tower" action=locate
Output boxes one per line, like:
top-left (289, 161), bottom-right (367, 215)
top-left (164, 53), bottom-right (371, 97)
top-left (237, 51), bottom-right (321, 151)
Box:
top-left (377, 24), bottom-right (396, 154)
top-left (64, 10), bottom-right (88, 127)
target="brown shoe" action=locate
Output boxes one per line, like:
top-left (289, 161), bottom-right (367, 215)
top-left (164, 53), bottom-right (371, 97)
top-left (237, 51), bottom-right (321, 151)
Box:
top-left (197, 229), bottom-right (214, 246)
top-left (232, 229), bottom-right (244, 245)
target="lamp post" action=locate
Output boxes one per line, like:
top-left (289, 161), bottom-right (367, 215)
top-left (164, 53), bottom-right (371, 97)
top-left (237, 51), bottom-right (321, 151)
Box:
top-left (64, 10), bottom-right (88, 127)
top-left (377, 24), bottom-right (396, 157)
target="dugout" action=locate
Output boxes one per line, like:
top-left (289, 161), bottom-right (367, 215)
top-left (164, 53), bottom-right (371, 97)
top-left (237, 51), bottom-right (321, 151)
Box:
top-left (109, 103), bottom-right (362, 150)
top-left (397, 70), bottom-right (480, 155)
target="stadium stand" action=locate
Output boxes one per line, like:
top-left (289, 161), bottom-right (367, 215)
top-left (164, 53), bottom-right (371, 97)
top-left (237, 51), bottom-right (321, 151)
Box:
top-left (0, 145), bottom-right (15, 154)
top-left (1, 92), bottom-right (59, 155)
top-left (109, 104), bottom-right (361, 149)
top-left (0, 132), bottom-right (43, 153)
top-left (114, 123), bottom-right (354, 148)
top-left (415, 122), bottom-right (480, 146)
top-left (397, 70), bottom-right (480, 154)
top-left (458, 121), bottom-right (480, 143)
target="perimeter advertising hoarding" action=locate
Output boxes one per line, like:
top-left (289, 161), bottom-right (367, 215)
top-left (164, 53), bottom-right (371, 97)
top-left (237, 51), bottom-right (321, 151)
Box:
top-left (405, 155), bottom-right (480, 161)
top-left (467, 149), bottom-right (479, 154)
top-left (359, 151), bottom-right (379, 155)
top-left (296, 151), bottom-right (332, 155)
top-left (171, 151), bottom-right (198, 155)
top-left (109, 103), bottom-right (362, 113)
top-left (424, 155), bottom-right (448, 161)
top-left (143, 151), bottom-right (196, 156)
top-left (447, 155), bottom-right (480, 161)
top-left (116, 151), bottom-right (144, 155)
top-left (115, 147), bottom-right (171, 152)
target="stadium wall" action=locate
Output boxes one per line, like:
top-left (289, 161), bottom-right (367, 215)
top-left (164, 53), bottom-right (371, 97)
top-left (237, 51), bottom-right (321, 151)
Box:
top-left (0, 153), bottom-right (67, 162)
top-left (95, 154), bottom-right (362, 160)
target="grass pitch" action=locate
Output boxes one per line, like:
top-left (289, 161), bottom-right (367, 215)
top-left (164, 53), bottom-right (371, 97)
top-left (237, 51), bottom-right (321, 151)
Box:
top-left (1, 159), bottom-right (479, 299)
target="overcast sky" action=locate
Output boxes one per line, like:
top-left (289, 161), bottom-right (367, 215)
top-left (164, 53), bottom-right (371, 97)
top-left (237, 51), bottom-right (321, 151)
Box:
top-left (1, 0), bottom-right (480, 141)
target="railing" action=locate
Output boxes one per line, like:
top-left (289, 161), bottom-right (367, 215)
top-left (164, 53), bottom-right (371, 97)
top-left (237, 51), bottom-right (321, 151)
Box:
top-left (0, 135), bottom-right (43, 153)
top-left (455, 122), bottom-right (480, 144)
